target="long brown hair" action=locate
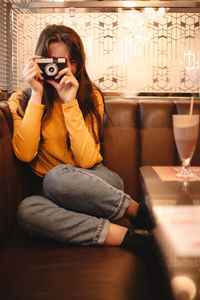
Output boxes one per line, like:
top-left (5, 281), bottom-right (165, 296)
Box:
top-left (18, 24), bottom-right (105, 146)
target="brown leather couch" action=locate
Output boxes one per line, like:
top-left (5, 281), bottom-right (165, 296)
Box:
top-left (0, 98), bottom-right (200, 300)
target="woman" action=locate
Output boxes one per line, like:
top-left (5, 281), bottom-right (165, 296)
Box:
top-left (9, 24), bottom-right (154, 250)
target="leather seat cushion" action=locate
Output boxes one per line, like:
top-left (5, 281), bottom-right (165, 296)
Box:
top-left (0, 227), bottom-right (152, 300)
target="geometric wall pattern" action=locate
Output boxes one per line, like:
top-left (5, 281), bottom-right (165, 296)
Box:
top-left (10, 9), bottom-right (200, 94)
top-left (0, 0), bottom-right (10, 91)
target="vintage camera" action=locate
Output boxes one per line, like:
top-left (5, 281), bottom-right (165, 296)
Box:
top-left (35, 57), bottom-right (67, 80)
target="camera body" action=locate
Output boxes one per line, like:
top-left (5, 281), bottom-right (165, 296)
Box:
top-left (35, 57), bottom-right (67, 80)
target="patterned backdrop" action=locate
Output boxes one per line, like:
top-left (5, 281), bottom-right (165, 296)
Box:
top-left (12, 9), bottom-right (200, 94)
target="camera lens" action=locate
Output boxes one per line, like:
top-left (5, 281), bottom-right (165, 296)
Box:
top-left (49, 67), bottom-right (55, 73)
top-left (45, 63), bottom-right (58, 77)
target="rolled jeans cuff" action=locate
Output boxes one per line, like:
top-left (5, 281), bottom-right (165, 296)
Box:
top-left (111, 193), bottom-right (131, 221)
top-left (94, 219), bottom-right (111, 246)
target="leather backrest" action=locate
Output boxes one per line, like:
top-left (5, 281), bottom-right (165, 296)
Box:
top-left (139, 100), bottom-right (177, 166)
top-left (103, 100), bottom-right (140, 200)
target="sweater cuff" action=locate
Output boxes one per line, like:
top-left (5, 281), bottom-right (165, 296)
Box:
top-left (62, 99), bottom-right (78, 111)
top-left (28, 101), bottom-right (45, 111)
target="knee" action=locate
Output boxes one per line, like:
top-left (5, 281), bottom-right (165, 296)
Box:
top-left (43, 164), bottom-right (76, 196)
top-left (102, 168), bottom-right (124, 190)
top-left (17, 196), bottom-right (50, 238)
top-left (17, 197), bottom-right (36, 228)
top-left (111, 172), bottom-right (124, 191)
top-left (92, 164), bottom-right (124, 190)
top-left (17, 196), bottom-right (43, 224)
top-left (43, 164), bottom-right (65, 191)
top-left (18, 197), bottom-right (32, 219)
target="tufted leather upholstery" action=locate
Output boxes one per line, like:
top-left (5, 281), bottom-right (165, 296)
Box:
top-left (1, 98), bottom-right (199, 300)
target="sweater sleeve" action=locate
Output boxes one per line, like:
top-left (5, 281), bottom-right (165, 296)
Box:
top-left (62, 91), bottom-right (104, 168)
top-left (8, 92), bottom-right (45, 162)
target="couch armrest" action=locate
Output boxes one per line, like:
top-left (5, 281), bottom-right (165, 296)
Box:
top-left (0, 102), bottom-right (31, 244)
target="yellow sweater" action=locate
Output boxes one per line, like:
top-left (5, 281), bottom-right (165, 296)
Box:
top-left (8, 90), bottom-right (104, 177)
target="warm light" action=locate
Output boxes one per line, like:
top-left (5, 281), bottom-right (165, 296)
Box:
top-left (184, 51), bottom-right (195, 71)
top-left (135, 29), bottom-right (150, 43)
top-left (158, 7), bottom-right (166, 13)
top-left (144, 7), bottom-right (154, 14)
top-left (171, 276), bottom-right (196, 300)
top-left (122, 1), bottom-right (136, 8)
top-left (123, 10), bottom-right (150, 48)
top-left (144, 7), bottom-right (165, 19)
top-left (124, 10), bottom-right (144, 31)
top-left (180, 50), bottom-right (200, 85)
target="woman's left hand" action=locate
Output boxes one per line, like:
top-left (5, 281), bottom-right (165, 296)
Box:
top-left (47, 59), bottom-right (79, 104)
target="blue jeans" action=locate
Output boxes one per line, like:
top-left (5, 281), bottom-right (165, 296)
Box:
top-left (18, 163), bottom-right (131, 246)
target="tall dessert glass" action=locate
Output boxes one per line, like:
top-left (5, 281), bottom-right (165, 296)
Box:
top-left (173, 114), bottom-right (199, 179)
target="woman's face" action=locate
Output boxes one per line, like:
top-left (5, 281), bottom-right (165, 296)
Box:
top-left (49, 41), bottom-right (77, 75)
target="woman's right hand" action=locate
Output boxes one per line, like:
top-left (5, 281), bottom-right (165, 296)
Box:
top-left (23, 56), bottom-right (44, 96)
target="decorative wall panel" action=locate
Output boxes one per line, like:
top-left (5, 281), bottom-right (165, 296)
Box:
top-left (0, 0), bottom-right (10, 91)
top-left (9, 9), bottom-right (200, 94)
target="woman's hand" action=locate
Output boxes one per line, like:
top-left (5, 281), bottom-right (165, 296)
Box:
top-left (23, 56), bottom-right (44, 98)
top-left (46, 59), bottom-right (79, 104)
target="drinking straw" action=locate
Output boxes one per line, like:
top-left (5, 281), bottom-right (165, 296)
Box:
top-left (189, 95), bottom-right (194, 115)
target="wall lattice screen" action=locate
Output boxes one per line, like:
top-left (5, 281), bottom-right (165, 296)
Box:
top-left (1, 1), bottom-right (200, 94)
top-left (0, 0), bottom-right (10, 91)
